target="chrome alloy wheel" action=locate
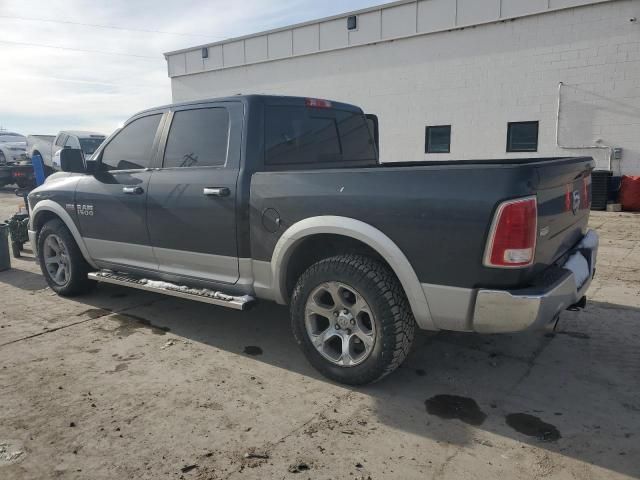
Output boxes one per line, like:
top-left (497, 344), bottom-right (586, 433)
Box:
top-left (304, 282), bottom-right (377, 367)
top-left (43, 234), bottom-right (71, 286)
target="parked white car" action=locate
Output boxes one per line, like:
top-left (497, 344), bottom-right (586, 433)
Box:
top-left (28, 131), bottom-right (106, 173)
top-left (0, 131), bottom-right (27, 165)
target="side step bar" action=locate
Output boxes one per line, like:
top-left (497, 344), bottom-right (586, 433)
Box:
top-left (88, 271), bottom-right (255, 311)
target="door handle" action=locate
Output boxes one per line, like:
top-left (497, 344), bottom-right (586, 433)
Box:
top-left (122, 186), bottom-right (144, 195)
top-left (203, 187), bottom-right (230, 197)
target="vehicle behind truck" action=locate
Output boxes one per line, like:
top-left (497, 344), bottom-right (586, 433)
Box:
top-left (28, 131), bottom-right (105, 173)
top-left (27, 95), bottom-right (598, 385)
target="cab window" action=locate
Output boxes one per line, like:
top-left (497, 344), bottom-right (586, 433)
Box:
top-left (163, 108), bottom-right (229, 168)
top-left (100, 114), bottom-right (162, 171)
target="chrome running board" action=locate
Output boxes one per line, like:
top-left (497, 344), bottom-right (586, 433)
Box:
top-left (88, 271), bottom-right (255, 311)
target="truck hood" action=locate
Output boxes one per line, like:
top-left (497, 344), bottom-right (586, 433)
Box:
top-left (41, 171), bottom-right (84, 186)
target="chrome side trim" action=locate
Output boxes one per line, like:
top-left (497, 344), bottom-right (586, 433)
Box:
top-left (421, 284), bottom-right (476, 331)
top-left (270, 216), bottom-right (436, 330)
top-left (84, 238), bottom-right (157, 272)
top-left (153, 246), bottom-right (239, 284)
top-left (30, 199), bottom-right (98, 269)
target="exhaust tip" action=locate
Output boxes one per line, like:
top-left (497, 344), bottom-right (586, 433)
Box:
top-left (567, 296), bottom-right (587, 312)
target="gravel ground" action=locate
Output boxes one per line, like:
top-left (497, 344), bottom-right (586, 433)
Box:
top-left (0, 186), bottom-right (639, 480)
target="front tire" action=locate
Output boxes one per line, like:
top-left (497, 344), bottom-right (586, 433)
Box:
top-left (290, 254), bottom-right (416, 385)
top-left (37, 219), bottom-right (95, 296)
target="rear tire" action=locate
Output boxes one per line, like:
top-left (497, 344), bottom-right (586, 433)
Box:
top-left (290, 254), bottom-right (416, 385)
top-left (37, 219), bottom-right (95, 296)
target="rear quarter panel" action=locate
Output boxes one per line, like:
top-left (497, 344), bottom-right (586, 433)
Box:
top-left (250, 164), bottom-right (542, 290)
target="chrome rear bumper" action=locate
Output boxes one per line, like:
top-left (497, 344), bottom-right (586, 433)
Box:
top-left (472, 230), bottom-right (599, 333)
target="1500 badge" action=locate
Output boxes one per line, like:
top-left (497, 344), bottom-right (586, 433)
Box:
top-left (76, 204), bottom-right (94, 216)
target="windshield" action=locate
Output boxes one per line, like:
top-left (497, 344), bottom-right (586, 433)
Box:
top-left (79, 137), bottom-right (105, 155)
top-left (0, 133), bottom-right (26, 143)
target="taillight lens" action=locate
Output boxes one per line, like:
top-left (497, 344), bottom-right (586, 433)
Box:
top-left (305, 98), bottom-right (332, 109)
top-left (484, 196), bottom-right (537, 268)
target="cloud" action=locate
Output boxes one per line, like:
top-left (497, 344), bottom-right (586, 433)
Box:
top-left (0, 0), bottom-right (384, 135)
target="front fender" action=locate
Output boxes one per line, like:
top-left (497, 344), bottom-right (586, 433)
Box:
top-left (29, 199), bottom-right (97, 269)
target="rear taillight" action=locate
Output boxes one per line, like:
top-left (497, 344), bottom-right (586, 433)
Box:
top-left (484, 196), bottom-right (538, 268)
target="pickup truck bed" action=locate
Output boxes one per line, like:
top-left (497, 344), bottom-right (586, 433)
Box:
top-left (27, 94), bottom-right (598, 384)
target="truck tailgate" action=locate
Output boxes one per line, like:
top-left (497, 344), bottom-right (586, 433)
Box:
top-left (534, 157), bottom-right (594, 268)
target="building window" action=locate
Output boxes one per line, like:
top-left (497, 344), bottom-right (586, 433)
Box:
top-left (425, 125), bottom-right (451, 153)
top-left (507, 121), bottom-right (539, 152)
top-left (347, 15), bottom-right (358, 31)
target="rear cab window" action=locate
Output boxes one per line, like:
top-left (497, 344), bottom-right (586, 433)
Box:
top-left (264, 102), bottom-right (377, 170)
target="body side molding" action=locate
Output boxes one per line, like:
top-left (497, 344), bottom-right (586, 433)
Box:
top-left (270, 216), bottom-right (436, 330)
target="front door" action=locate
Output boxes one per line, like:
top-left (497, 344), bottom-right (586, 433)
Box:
top-left (146, 103), bottom-right (242, 284)
top-left (75, 112), bottom-right (164, 272)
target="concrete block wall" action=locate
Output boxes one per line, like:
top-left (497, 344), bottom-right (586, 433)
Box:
top-left (168, 0), bottom-right (640, 174)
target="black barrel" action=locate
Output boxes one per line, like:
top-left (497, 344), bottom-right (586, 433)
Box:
top-left (591, 170), bottom-right (612, 211)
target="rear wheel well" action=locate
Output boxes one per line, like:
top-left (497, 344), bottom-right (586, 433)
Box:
top-left (284, 234), bottom-right (396, 300)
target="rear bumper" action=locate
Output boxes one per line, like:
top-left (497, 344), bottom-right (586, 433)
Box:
top-left (472, 230), bottom-right (599, 333)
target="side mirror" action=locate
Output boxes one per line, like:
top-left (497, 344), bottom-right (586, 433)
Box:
top-left (60, 148), bottom-right (86, 173)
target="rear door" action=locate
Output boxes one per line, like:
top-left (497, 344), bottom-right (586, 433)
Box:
top-left (75, 112), bottom-right (165, 271)
top-left (146, 102), bottom-right (243, 284)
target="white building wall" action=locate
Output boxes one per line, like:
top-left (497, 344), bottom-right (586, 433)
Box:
top-left (167, 0), bottom-right (640, 174)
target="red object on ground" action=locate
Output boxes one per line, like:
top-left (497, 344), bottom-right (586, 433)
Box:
top-left (619, 176), bottom-right (640, 212)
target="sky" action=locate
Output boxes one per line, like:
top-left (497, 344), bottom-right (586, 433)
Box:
top-left (0, 0), bottom-right (385, 136)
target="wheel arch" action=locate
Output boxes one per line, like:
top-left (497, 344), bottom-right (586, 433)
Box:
top-left (30, 200), bottom-right (98, 268)
top-left (271, 216), bottom-right (435, 330)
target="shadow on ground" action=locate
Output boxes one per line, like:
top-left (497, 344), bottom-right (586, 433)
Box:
top-left (1, 261), bottom-right (638, 478)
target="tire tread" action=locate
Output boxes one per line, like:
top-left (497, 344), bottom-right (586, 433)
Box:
top-left (291, 254), bottom-right (415, 385)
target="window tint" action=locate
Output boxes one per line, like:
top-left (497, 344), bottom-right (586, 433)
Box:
top-left (425, 125), bottom-right (451, 153)
top-left (163, 108), bottom-right (229, 168)
top-left (100, 114), bottom-right (162, 171)
top-left (265, 106), bottom-right (377, 167)
top-left (507, 121), bottom-right (539, 152)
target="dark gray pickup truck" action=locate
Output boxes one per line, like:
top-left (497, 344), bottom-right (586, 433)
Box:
top-left (28, 95), bottom-right (598, 384)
